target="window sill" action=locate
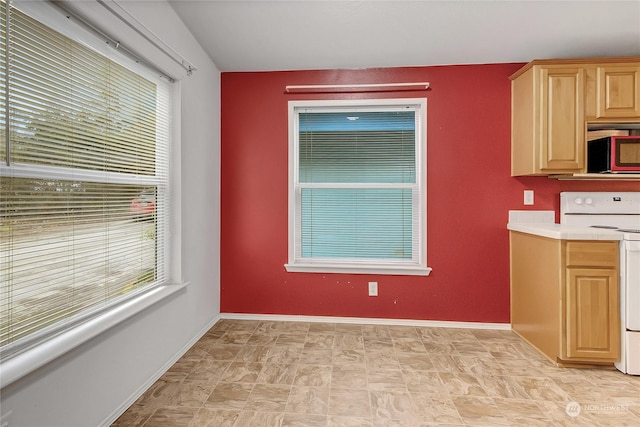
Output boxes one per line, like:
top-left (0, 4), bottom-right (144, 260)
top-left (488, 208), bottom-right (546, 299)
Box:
top-left (0, 282), bottom-right (189, 389)
top-left (285, 263), bottom-right (432, 276)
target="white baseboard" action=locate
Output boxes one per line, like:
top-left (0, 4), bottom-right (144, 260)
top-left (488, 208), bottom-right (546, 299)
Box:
top-left (220, 313), bottom-right (510, 331)
top-left (100, 314), bottom-right (221, 427)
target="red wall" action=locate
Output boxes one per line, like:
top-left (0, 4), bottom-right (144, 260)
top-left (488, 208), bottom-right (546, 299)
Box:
top-left (220, 64), bottom-right (638, 324)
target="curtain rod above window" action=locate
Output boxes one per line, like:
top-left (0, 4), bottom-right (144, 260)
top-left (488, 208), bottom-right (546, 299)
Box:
top-left (95, 0), bottom-right (197, 77)
top-left (50, 0), bottom-right (197, 80)
top-left (284, 82), bottom-right (430, 94)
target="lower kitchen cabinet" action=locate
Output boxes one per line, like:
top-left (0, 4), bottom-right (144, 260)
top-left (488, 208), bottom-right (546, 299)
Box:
top-left (510, 232), bottom-right (620, 367)
top-left (565, 267), bottom-right (619, 360)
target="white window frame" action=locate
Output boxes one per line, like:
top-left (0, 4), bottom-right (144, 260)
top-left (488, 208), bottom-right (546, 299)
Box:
top-left (285, 98), bottom-right (431, 276)
top-left (0, 0), bottom-right (185, 389)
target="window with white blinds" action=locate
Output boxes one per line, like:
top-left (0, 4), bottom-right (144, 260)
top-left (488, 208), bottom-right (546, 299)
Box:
top-left (286, 99), bottom-right (429, 275)
top-left (0, 2), bottom-right (172, 355)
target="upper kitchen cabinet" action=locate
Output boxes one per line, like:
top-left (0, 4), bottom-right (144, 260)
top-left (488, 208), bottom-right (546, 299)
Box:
top-left (594, 64), bottom-right (640, 119)
top-left (511, 57), bottom-right (640, 178)
top-left (511, 63), bottom-right (585, 175)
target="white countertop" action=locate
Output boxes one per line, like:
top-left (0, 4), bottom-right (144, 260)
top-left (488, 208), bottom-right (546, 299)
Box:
top-left (507, 209), bottom-right (625, 241)
top-left (507, 222), bottom-right (625, 241)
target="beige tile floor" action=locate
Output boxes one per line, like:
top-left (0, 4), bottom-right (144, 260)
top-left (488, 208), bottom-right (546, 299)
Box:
top-left (113, 319), bottom-right (640, 426)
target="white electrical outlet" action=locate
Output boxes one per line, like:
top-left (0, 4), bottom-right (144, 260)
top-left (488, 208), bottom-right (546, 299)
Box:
top-left (368, 281), bottom-right (378, 296)
top-left (524, 190), bottom-right (534, 205)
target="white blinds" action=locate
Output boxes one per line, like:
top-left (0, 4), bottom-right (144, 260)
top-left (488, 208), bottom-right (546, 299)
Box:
top-left (294, 108), bottom-right (419, 263)
top-left (0, 2), bottom-right (171, 353)
top-left (299, 112), bottom-right (416, 184)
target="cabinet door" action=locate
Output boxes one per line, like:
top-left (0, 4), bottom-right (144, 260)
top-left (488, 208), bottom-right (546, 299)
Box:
top-left (539, 67), bottom-right (585, 171)
top-left (565, 267), bottom-right (619, 360)
top-left (596, 65), bottom-right (640, 118)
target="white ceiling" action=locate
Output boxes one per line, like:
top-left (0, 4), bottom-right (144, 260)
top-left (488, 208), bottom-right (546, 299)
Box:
top-left (167, 0), bottom-right (640, 72)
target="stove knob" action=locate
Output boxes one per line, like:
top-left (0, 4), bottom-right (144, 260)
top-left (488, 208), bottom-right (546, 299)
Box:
top-left (575, 197), bottom-right (583, 205)
top-left (585, 197), bottom-right (593, 205)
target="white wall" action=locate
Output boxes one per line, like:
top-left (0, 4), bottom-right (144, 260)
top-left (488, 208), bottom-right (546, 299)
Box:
top-left (0, 1), bottom-right (221, 425)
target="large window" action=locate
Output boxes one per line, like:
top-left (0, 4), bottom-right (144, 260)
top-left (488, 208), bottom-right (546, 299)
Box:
top-left (286, 99), bottom-right (429, 275)
top-left (0, 2), bottom-right (172, 357)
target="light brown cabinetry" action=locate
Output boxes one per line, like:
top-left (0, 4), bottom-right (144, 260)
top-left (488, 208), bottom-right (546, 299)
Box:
top-left (596, 65), bottom-right (640, 118)
top-left (511, 65), bottom-right (585, 175)
top-left (510, 232), bottom-right (619, 366)
top-left (563, 241), bottom-right (619, 361)
top-left (511, 57), bottom-right (640, 178)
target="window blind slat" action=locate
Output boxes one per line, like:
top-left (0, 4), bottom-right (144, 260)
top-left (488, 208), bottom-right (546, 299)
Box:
top-left (0, 4), bottom-right (6, 164)
top-left (299, 112), bottom-right (415, 185)
top-left (8, 9), bottom-right (158, 177)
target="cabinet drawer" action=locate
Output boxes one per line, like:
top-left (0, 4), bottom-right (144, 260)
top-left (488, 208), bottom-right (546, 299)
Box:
top-left (565, 241), bottom-right (618, 267)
